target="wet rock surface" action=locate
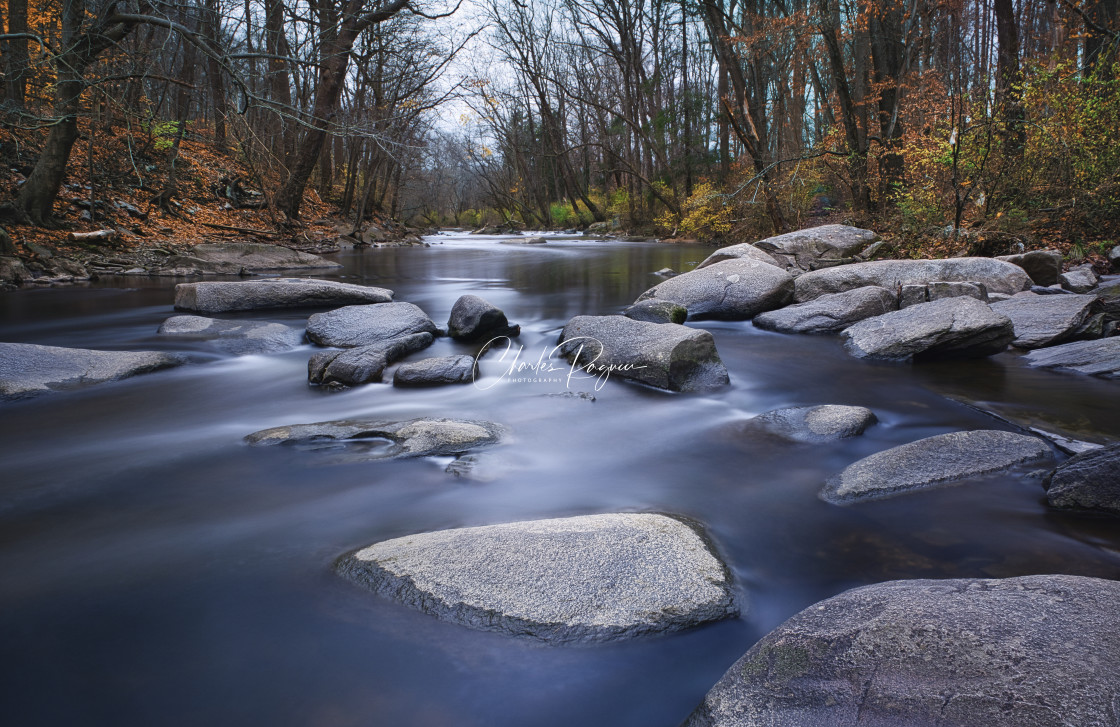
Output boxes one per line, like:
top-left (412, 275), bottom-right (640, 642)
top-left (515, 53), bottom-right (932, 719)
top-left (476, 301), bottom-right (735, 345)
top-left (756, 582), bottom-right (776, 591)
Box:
top-left (1045, 442), bottom-right (1120, 515)
top-left (558, 315), bottom-right (730, 392)
top-left (637, 258), bottom-right (794, 320)
top-left (0, 342), bottom-right (185, 399)
top-left (841, 297), bottom-right (1014, 361)
top-left (174, 278), bottom-right (392, 314)
top-left (446, 294), bottom-right (519, 342)
top-left (1022, 337), bottom-right (1120, 377)
top-left (686, 574), bottom-right (1120, 727)
top-left (622, 299), bottom-right (688, 324)
top-left (158, 315), bottom-right (305, 354)
top-left (753, 286), bottom-right (897, 334)
top-left (306, 302), bottom-right (438, 348)
top-left (307, 332), bottom-right (434, 386)
top-left (821, 429), bottom-right (1051, 504)
top-left (337, 513), bottom-right (737, 643)
top-left (745, 405), bottom-right (877, 442)
top-left (393, 354), bottom-right (476, 387)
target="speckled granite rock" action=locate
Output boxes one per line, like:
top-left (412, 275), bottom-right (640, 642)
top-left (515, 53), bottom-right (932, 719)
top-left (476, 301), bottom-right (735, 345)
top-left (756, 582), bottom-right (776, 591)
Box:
top-left (0, 342), bottom-right (185, 400)
top-left (174, 278), bottom-right (392, 313)
top-left (306, 302), bottom-right (438, 348)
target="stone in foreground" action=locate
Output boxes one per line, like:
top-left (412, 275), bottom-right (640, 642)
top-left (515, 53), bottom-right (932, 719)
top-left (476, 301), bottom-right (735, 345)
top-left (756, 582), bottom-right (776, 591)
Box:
top-left (446, 294), bottom-right (519, 342)
top-left (245, 417), bottom-right (503, 462)
top-left (841, 297), bottom-right (1014, 361)
top-left (748, 405), bottom-right (877, 442)
top-left (308, 332), bottom-right (434, 386)
top-left (794, 258), bottom-right (1032, 302)
top-left (821, 429), bottom-right (1051, 504)
top-left (337, 513), bottom-right (737, 643)
top-left (157, 315), bottom-right (305, 354)
top-left (623, 298), bottom-right (688, 324)
top-left (1022, 337), bottom-right (1120, 377)
top-left (306, 302), bottom-right (438, 347)
top-left (1045, 442), bottom-right (1120, 515)
top-left (990, 292), bottom-right (1098, 348)
top-left (685, 574), bottom-right (1120, 727)
top-left (393, 354), bottom-right (476, 387)
top-left (174, 278), bottom-right (392, 314)
top-left (753, 286), bottom-right (896, 334)
top-left (558, 315), bottom-right (729, 392)
top-left (0, 342), bottom-right (184, 400)
top-left (163, 242), bottom-right (342, 274)
top-left (637, 258), bottom-right (793, 320)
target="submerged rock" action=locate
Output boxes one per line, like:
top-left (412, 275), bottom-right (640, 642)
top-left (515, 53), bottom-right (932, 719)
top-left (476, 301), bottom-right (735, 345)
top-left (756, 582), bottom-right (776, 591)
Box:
top-left (393, 354), bottom-right (476, 387)
top-left (0, 342), bottom-right (184, 400)
top-left (637, 258), bottom-right (794, 320)
top-left (990, 292), bottom-right (1098, 348)
top-left (1022, 338), bottom-right (1120, 377)
top-left (308, 332), bottom-right (434, 386)
top-left (747, 405), bottom-right (877, 442)
top-left (245, 417), bottom-right (503, 462)
top-left (163, 242), bottom-right (341, 275)
top-left (685, 574), bottom-right (1120, 727)
top-left (558, 315), bottom-right (729, 392)
top-left (446, 294), bottom-right (519, 342)
top-left (1045, 442), bottom-right (1120, 515)
top-left (306, 302), bottom-right (438, 348)
top-left (174, 278), bottom-right (392, 314)
top-left (794, 258), bottom-right (1032, 302)
top-left (337, 513), bottom-right (737, 643)
top-left (622, 298), bottom-right (688, 324)
top-left (753, 286), bottom-right (896, 334)
top-left (841, 297), bottom-right (1014, 361)
top-left (157, 315), bottom-right (305, 354)
top-left (821, 429), bottom-right (1051, 504)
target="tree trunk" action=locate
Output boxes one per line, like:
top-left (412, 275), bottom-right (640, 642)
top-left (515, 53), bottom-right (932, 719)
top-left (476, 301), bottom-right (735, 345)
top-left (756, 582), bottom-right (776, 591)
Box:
top-left (204, 0), bottom-right (227, 150)
top-left (2, 0), bottom-right (28, 108)
top-left (994, 0), bottom-right (1025, 154)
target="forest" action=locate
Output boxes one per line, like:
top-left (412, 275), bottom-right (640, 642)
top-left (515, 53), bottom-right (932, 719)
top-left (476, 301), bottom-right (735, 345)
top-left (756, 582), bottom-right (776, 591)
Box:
top-left (0, 0), bottom-right (1118, 257)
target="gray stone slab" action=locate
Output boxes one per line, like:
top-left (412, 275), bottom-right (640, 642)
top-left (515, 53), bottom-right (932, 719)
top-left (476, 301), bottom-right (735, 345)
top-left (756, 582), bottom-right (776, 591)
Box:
top-left (174, 278), bottom-right (392, 314)
top-left (637, 258), bottom-right (794, 320)
top-left (841, 297), bottom-right (1014, 361)
top-left (306, 302), bottom-right (438, 348)
top-left (0, 342), bottom-right (184, 400)
top-left (1045, 442), bottom-right (1120, 515)
top-left (1022, 337), bottom-right (1120, 377)
top-left (990, 292), bottom-right (1098, 348)
top-left (795, 258), bottom-right (1032, 302)
top-left (753, 286), bottom-right (897, 334)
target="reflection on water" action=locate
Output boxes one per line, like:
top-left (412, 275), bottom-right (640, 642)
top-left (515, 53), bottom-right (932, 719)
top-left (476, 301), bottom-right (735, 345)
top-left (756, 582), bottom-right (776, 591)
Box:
top-left (1, 232), bottom-right (1118, 726)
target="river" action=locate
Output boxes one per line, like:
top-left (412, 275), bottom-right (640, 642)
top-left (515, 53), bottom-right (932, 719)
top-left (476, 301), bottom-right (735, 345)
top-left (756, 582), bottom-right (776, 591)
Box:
top-left (1, 231), bottom-right (1118, 726)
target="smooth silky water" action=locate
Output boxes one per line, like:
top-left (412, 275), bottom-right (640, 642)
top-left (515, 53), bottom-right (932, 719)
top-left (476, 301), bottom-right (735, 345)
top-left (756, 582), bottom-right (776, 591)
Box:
top-left (1, 232), bottom-right (1118, 726)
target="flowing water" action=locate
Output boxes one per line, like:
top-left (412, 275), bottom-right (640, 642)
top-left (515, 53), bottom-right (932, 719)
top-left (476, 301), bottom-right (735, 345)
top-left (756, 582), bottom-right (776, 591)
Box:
top-left (1, 231), bottom-right (1119, 727)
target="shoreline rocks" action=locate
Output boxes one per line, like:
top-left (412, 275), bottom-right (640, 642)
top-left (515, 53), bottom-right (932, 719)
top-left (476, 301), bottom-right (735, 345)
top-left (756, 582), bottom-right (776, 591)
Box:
top-left (751, 224), bottom-right (880, 272)
top-left (841, 297), bottom-right (1014, 361)
top-left (175, 278), bottom-right (392, 314)
top-left (558, 315), bottom-right (730, 392)
top-left (990, 292), bottom-right (1098, 348)
top-left (794, 258), bottom-right (1032, 302)
top-left (160, 242), bottom-right (342, 275)
top-left (685, 574), bottom-right (1120, 727)
top-left (1022, 337), bottom-right (1120, 377)
top-left (753, 286), bottom-right (896, 334)
top-left (0, 342), bottom-right (185, 399)
top-left (337, 513), bottom-right (737, 643)
top-left (821, 429), bottom-right (1052, 504)
top-left (1044, 442), bottom-right (1120, 515)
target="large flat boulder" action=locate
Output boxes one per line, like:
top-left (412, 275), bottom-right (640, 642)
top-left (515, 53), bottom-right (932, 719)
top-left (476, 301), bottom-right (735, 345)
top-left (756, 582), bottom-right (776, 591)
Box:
top-left (990, 292), bottom-right (1098, 348)
top-left (157, 315), bottom-right (305, 354)
top-left (308, 332), bottom-right (434, 386)
top-left (821, 429), bottom-right (1051, 504)
top-left (753, 286), bottom-right (897, 334)
top-left (745, 405), bottom-right (877, 442)
top-left (337, 513), bottom-right (737, 643)
top-left (1022, 337), bottom-right (1120, 377)
top-left (685, 574), bottom-right (1120, 727)
top-left (749, 224), bottom-right (880, 271)
top-left (306, 302), bottom-right (438, 347)
top-left (794, 258), bottom-right (1032, 302)
top-left (637, 258), bottom-right (794, 320)
top-left (841, 297), bottom-right (1014, 361)
top-left (1045, 442), bottom-right (1120, 515)
top-left (446, 294), bottom-right (519, 341)
top-left (558, 315), bottom-right (729, 392)
top-left (0, 342), bottom-right (184, 400)
top-left (174, 278), bottom-right (392, 314)
top-left (695, 242), bottom-right (783, 270)
top-left (245, 417), bottom-right (503, 462)
top-left (163, 242), bottom-right (341, 274)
